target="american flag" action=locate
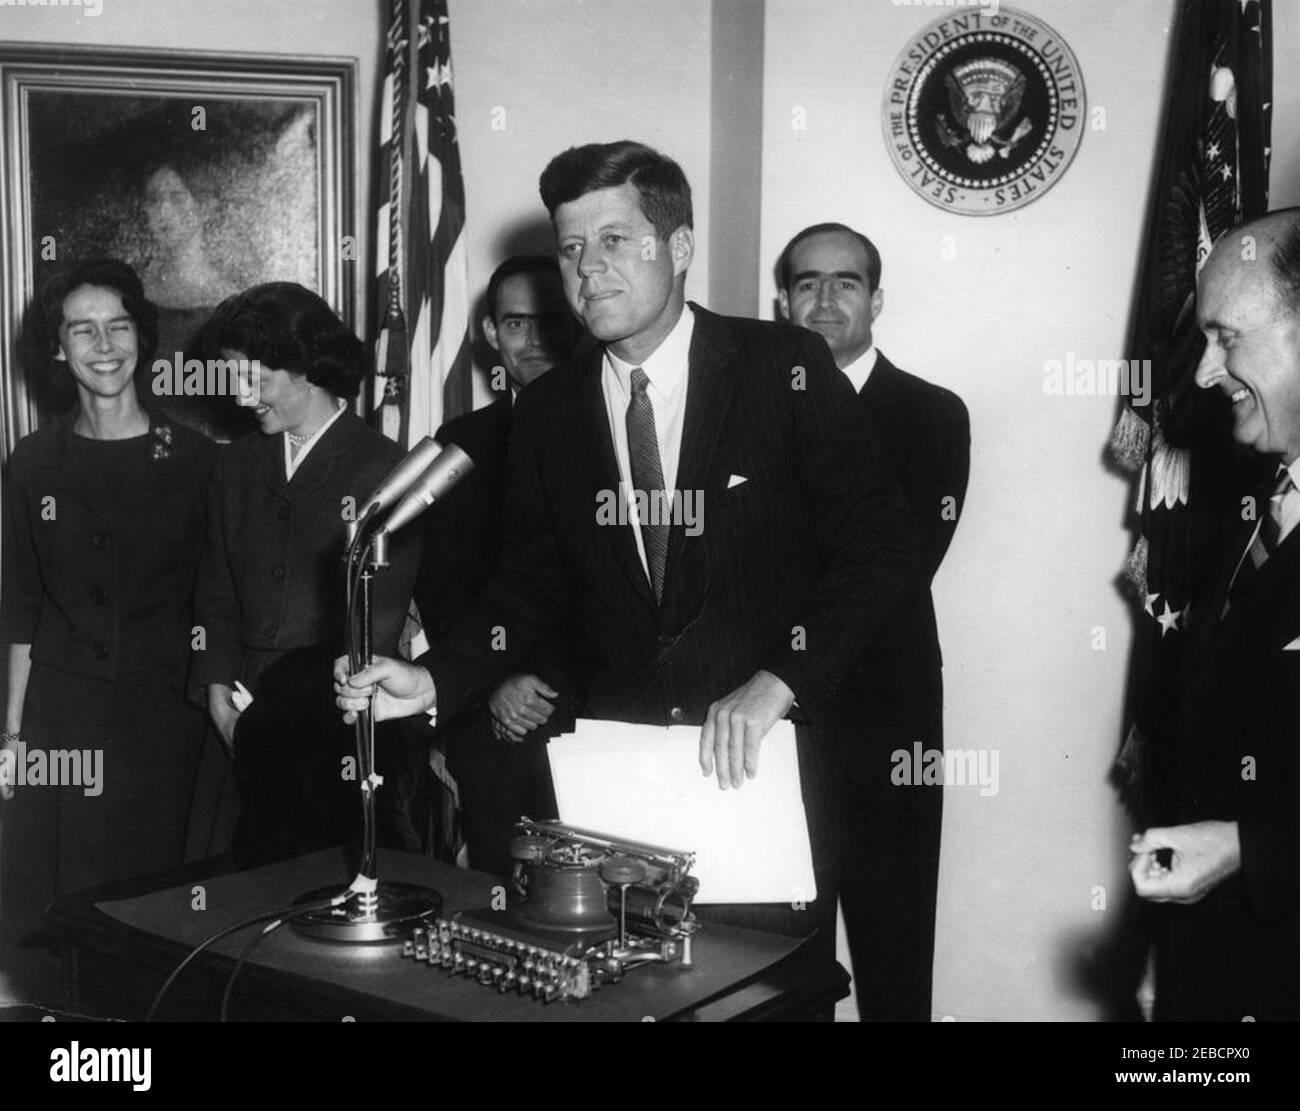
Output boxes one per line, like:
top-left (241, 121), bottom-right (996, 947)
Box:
top-left (373, 0), bottom-right (473, 447)
top-left (372, 0), bottom-right (472, 861)
top-left (1110, 0), bottom-right (1272, 820)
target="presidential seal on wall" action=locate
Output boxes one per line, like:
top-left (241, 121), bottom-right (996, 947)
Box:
top-left (882, 7), bottom-right (1085, 215)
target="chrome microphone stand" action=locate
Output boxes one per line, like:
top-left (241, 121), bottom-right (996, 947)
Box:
top-left (291, 510), bottom-right (443, 943)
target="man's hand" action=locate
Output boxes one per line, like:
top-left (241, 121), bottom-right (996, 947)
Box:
top-left (0, 732), bottom-right (19, 802)
top-left (699, 669), bottom-right (796, 790)
top-left (1129, 820), bottom-right (1241, 904)
top-left (206, 684), bottom-right (242, 757)
top-left (488, 673), bottom-right (558, 741)
top-left (333, 654), bottom-right (436, 724)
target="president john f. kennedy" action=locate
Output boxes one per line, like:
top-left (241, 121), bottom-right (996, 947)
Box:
top-left (337, 141), bottom-right (918, 956)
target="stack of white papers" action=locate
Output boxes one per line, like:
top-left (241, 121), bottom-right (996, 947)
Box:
top-left (546, 719), bottom-right (816, 905)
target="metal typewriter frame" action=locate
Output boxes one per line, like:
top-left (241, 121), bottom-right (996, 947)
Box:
top-left (401, 819), bottom-right (701, 1004)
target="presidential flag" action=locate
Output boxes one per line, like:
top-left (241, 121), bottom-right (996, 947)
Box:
top-left (1110, 0), bottom-right (1272, 819)
top-left (373, 0), bottom-right (473, 448)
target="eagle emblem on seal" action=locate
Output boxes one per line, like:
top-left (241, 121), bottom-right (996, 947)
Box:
top-left (937, 58), bottom-right (1034, 165)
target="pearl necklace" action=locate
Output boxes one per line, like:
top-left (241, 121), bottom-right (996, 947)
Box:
top-left (287, 399), bottom-right (344, 448)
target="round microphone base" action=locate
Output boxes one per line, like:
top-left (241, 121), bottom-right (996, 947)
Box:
top-left (290, 881), bottom-right (443, 944)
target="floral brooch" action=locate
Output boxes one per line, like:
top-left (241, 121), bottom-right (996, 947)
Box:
top-left (150, 422), bottom-right (174, 463)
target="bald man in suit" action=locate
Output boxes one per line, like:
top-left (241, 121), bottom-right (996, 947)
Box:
top-left (1130, 209), bottom-right (1300, 1021)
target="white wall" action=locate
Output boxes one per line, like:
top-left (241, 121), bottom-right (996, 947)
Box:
top-left (708, 0), bottom-right (765, 317)
top-left (451, 0), bottom-right (714, 399)
top-left (1268, 0), bottom-right (1300, 211)
top-left (762, 0), bottom-right (1165, 1023)
top-left (762, 0), bottom-right (1299, 1020)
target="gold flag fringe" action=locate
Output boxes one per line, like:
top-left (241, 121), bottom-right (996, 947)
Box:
top-left (1148, 438), bottom-right (1190, 510)
top-left (1108, 406), bottom-right (1150, 472)
top-left (1122, 534), bottom-right (1149, 596)
top-left (377, 313), bottom-right (409, 388)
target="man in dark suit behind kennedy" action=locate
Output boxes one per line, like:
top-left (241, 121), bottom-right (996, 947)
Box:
top-left (415, 255), bottom-right (582, 876)
top-left (337, 142), bottom-right (919, 962)
top-left (1130, 210), bottom-right (1300, 1020)
top-left (778, 223), bottom-right (970, 1020)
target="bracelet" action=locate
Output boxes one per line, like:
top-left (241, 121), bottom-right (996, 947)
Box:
top-left (2, 730), bottom-right (19, 745)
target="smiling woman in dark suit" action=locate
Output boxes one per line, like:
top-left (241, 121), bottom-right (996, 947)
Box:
top-left (0, 259), bottom-right (216, 1004)
top-left (189, 283), bottom-right (420, 866)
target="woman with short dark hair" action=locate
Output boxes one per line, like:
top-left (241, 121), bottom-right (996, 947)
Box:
top-left (190, 282), bottom-right (422, 866)
top-left (0, 258), bottom-right (215, 1004)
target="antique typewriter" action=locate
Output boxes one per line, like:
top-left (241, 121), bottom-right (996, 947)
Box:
top-left (402, 819), bottom-right (700, 1004)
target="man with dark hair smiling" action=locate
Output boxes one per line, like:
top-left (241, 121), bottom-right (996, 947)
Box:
top-left (414, 255), bottom-right (581, 876)
top-left (777, 222), bottom-right (969, 1019)
top-left (1130, 209), bottom-right (1300, 1021)
top-left (480, 255), bottom-right (579, 394)
top-left (338, 141), bottom-right (918, 963)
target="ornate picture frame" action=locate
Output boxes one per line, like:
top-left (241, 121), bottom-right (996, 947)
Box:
top-left (0, 43), bottom-right (357, 454)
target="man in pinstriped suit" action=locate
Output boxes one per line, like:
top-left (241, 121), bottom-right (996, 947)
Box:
top-left (337, 141), bottom-right (919, 969)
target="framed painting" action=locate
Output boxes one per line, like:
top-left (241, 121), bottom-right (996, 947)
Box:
top-left (0, 43), bottom-right (357, 454)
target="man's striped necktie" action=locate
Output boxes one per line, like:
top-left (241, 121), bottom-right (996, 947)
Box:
top-left (1226, 465), bottom-right (1296, 610)
top-left (1259, 466), bottom-right (1296, 554)
top-left (626, 366), bottom-right (668, 601)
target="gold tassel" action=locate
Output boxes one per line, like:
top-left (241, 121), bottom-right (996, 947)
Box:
top-left (1108, 406), bottom-right (1150, 473)
top-left (378, 313), bottom-right (409, 384)
top-left (1122, 535), bottom-right (1149, 596)
top-left (1148, 439), bottom-right (1190, 510)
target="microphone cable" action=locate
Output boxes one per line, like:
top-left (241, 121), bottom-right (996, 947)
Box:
top-left (145, 895), bottom-right (337, 1021)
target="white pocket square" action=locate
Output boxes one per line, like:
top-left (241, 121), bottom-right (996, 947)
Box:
top-left (727, 474), bottom-right (748, 489)
top-left (1284, 634), bottom-right (1300, 651)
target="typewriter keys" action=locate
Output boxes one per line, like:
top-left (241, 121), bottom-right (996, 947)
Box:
top-left (400, 819), bottom-right (700, 1004)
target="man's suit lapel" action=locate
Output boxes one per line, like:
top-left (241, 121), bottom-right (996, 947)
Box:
top-left (1217, 525), bottom-right (1300, 654)
top-left (572, 348), bottom-right (657, 614)
top-left (858, 351), bottom-right (900, 404)
top-left (1184, 508), bottom-right (1248, 668)
top-left (571, 305), bottom-right (734, 622)
top-left (661, 305), bottom-right (734, 621)
top-left (1190, 459), bottom-right (1295, 654)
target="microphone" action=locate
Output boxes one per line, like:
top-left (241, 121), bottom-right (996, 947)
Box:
top-left (359, 436), bottom-right (445, 519)
top-left (378, 443), bottom-right (474, 536)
